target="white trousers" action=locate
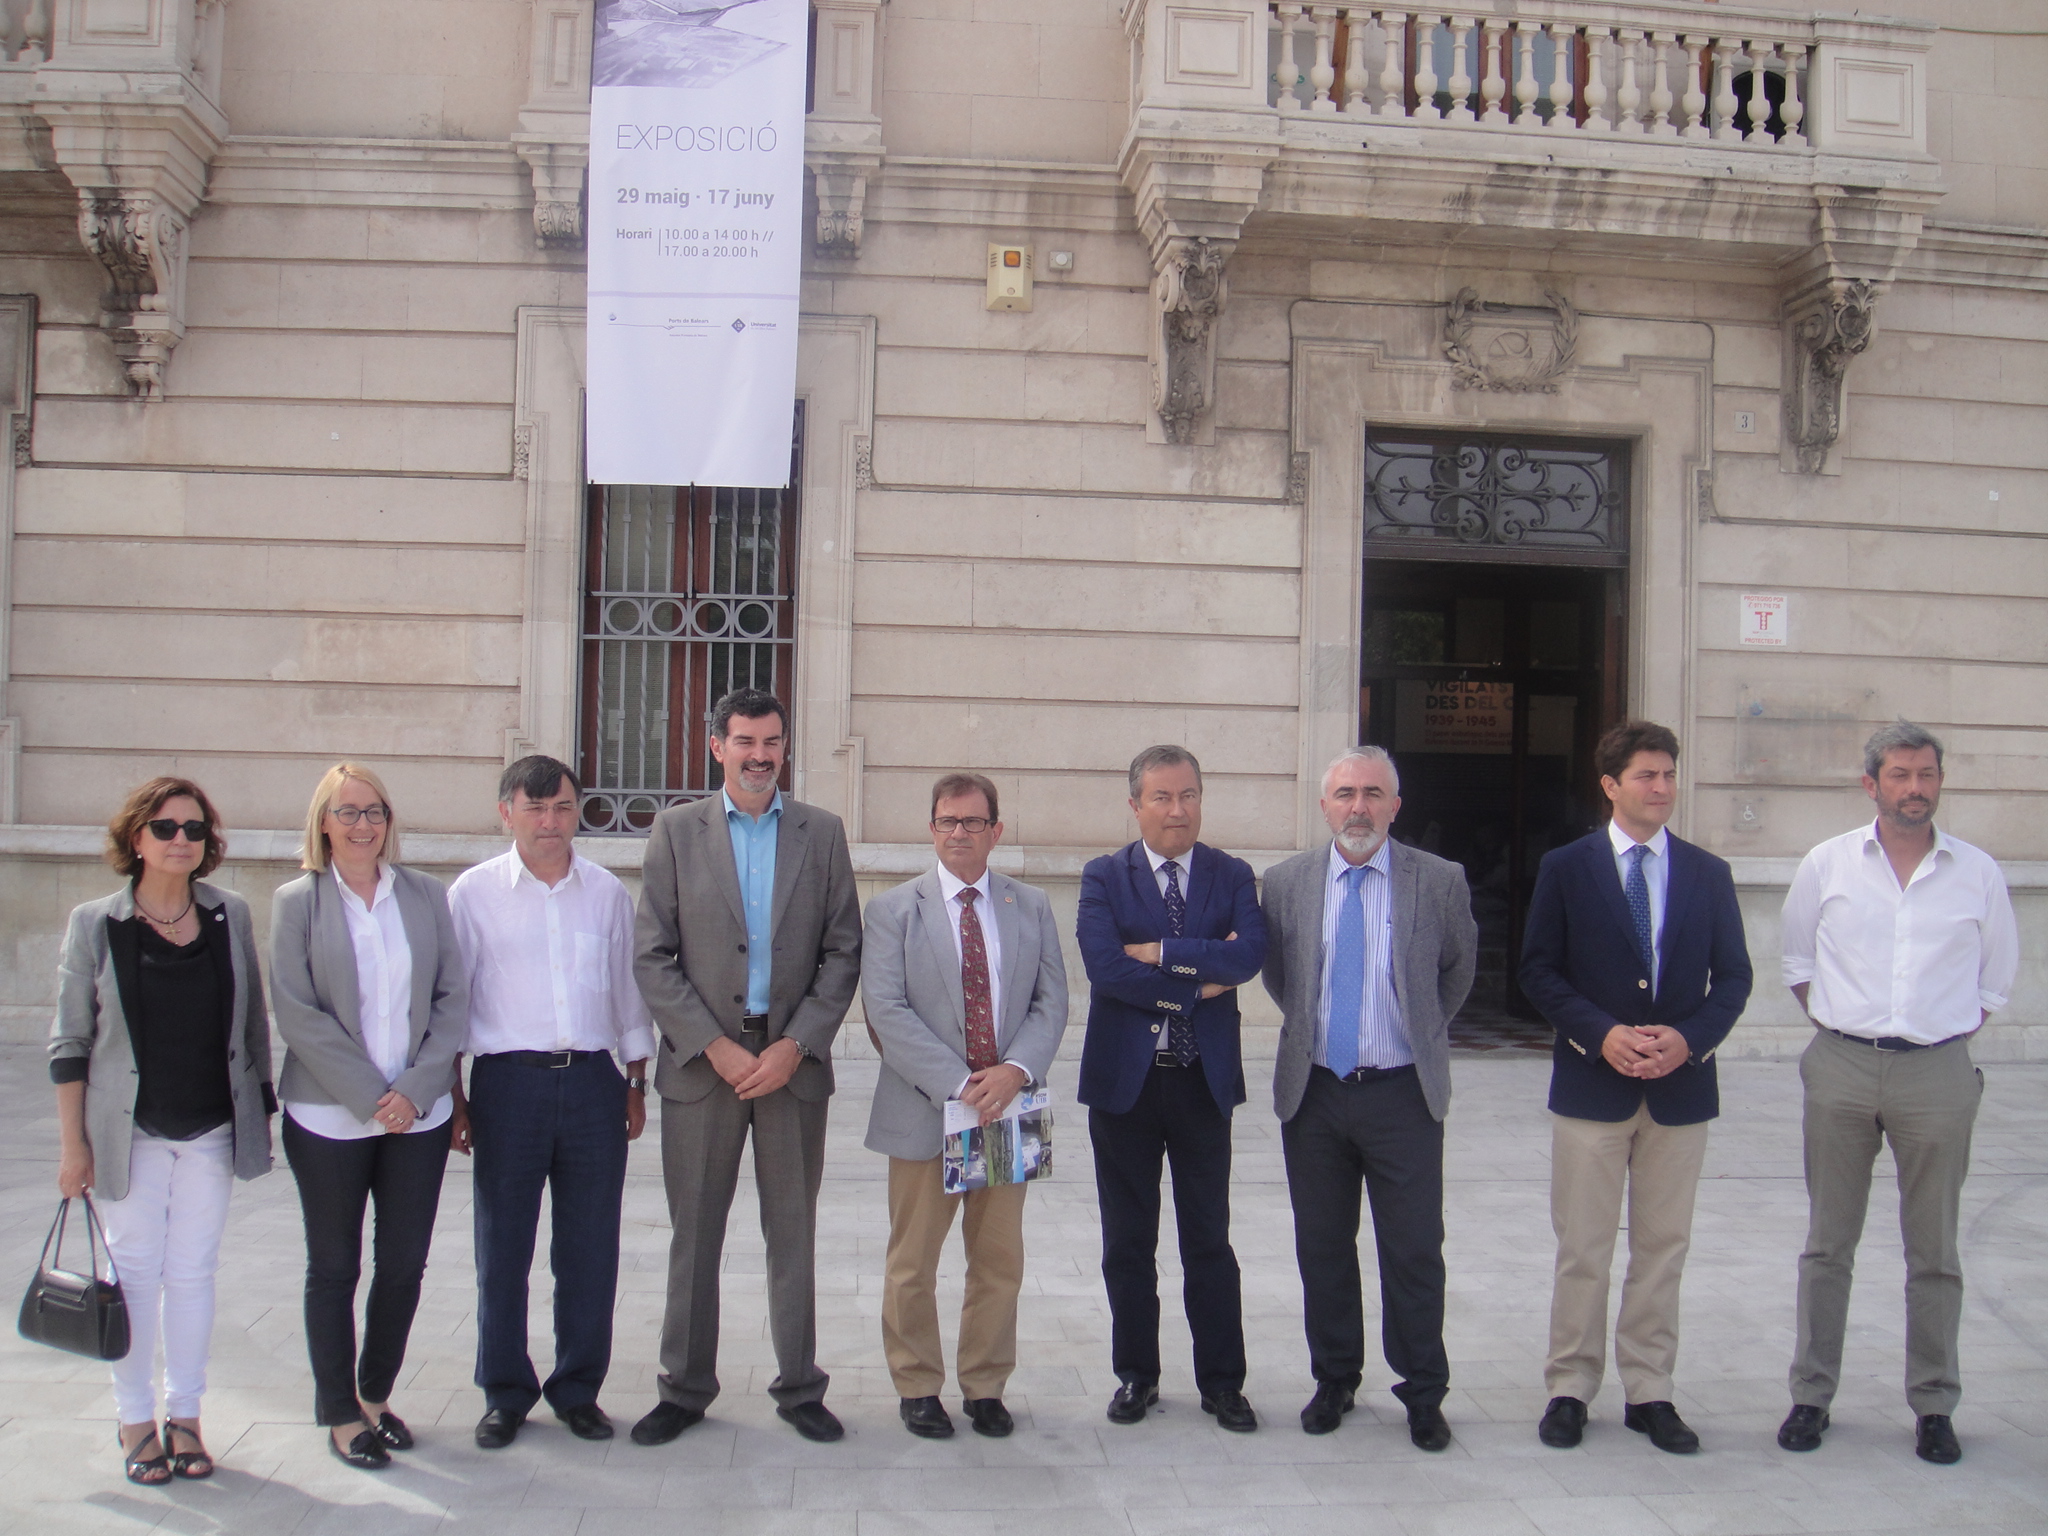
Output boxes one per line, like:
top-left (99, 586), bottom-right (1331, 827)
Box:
top-left (95, 1126), bottom-right (235, 1425)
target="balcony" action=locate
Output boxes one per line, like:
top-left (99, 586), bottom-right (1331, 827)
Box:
top-left (1120, 0), bottom-right (1941, 445)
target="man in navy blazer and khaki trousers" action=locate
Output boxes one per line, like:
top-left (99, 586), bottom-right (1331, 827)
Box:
top-left (1520, 721), bottom-right (1753, 1455)
top-left (1077, 745), bottom-right (1267, 1430)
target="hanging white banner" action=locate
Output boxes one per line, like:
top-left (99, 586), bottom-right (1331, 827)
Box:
top-left (587, 0), bottom-right (807, 488)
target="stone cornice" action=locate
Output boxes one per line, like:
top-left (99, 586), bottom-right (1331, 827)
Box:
top-left (208, 136), bottom-right (534, 210)
top-left (865, 157), bottom-right (1133, 234)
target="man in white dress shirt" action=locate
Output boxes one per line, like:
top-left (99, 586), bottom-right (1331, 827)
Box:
top-left (1777, 721), bottom-right (2018, 1466)
top-left (448, 756), bottom-right (654, 1449)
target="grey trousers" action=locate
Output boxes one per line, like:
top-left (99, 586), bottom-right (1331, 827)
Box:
top-left (656, 1084), bottom-right (831, 1411)
top-left (1791, 1028), bottom-right (1982, 1416)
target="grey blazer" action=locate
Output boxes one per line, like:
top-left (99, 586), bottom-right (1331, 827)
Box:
top-left (1261, 839), bottom-right (1478, 1123)
top-left (49, 882), bottom-right (275, 1201)
top-left (270, 864), bottom-right (469, 1121)
top-left (634, 794), bottom-right (862, 1104)
top-left (861, 869), bottom-right (1069, 1161)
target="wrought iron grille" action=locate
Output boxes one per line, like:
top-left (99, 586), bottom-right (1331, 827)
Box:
top-left (1363, 433), bottom-right (1628, 564)
top-left (578, 427), bottom-right (800, 833)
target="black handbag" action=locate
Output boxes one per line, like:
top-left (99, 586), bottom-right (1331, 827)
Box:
top-left (17, 1195), bottom-right (131, 1361)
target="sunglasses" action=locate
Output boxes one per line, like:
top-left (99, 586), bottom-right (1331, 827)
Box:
top-left (146, 819), bottom-right (210, 843)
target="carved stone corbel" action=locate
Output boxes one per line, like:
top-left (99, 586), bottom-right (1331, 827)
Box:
top-left (514, 0), bottom-right (593, 251)
top-left (809, 157), bottom-right (873, 257)
top-left (1152, 236), bottom-right (1232, 446)
top-left (806, 1), bottom-right (884, 258)
top-left (515, 139), bottom-right (588, 250)
top-left (78, 196), bottom-right (190, 400)
top-left (1786, 279), bottom-right (1876, 474)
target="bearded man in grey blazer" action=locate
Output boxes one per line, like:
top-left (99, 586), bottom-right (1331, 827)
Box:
top-left (630, 688), bottom-right (862, 1447)
top-left (862, 772), bottom-right (1068, 1441)
top-left (1261, 746), bottom-right (1477, 1450)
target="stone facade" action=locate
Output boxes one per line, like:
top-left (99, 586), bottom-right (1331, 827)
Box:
top-left (0, 0), bottom-right (2041, 1054)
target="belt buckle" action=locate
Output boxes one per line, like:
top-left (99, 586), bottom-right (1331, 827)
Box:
top-left (1154, 1051), bottom-right (1177, 1067)
top-left (547, 1049), bottom-right (575, 1069)
top-left (740, 1015), bottom-right (767, 1035)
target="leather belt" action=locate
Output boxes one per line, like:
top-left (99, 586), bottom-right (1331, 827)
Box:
top-left (1316, 1063), bottom-right (1414, 1085)
top-left (1824, 1027), bottom-right (1967, 1055)
top-left (740, 1014), bottom-right (770, 1035)
top-left (485, 1049), bottom-right (606, 1069)
top-left (1153, 1051), bottom-right (1199, 1068)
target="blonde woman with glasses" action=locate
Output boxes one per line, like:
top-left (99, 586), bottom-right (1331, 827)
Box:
top-left (50, 778), bottom-right (276, 1486)
top-left (270, 764), bottom-right (468, 1469)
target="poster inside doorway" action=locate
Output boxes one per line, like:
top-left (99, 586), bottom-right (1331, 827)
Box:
top-left (587, 0), bottom-right (807, 488)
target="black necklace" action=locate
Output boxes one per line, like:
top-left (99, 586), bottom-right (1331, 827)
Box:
top-left (135, 892), bottom-right (195, 934)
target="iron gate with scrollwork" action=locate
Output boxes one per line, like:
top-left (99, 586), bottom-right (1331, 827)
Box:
top-left (1363, 432), bottom-right (1628, 565)
top-left (577, 441), bottom-right (799, 833)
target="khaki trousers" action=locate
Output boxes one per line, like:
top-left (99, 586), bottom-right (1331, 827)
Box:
top-left (1791, 1028), bottom-right (1981, 1416)
top-left (881, 1156), bottom-right (1028, 1400)
top-left (1545, 1104), bottom-right (1710, 1405)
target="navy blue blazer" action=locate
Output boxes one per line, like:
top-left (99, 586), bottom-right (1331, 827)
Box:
top-left (1076, 840), bottom-right (1267, 1117)
top-left (1519, 828), bottom-right (1752, 1125)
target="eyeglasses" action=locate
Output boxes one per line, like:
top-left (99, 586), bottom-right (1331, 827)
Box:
top-left (146, 819), bottom-right (209, 843)
top-left (328, 804), bottom-right (390, 827)
top-left (931, 817), bottom-right (994, 834)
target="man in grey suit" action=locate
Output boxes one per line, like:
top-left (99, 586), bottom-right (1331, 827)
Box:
top-left (630, 688), bottom-right (862, 1446)
top-left (1261, 746), bottom-right (1477, 1450)
top-left (862, 772), bottom-right (1068, 1441)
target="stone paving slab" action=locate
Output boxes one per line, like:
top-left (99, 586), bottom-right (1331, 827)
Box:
top-left (0, 1044), bottom-right (2043, 1536)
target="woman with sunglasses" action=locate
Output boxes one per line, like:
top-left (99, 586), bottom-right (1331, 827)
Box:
top-left (50, 778), bottom-right (276, 1486)
top-left (270, 763), bottom-right (468, 1469)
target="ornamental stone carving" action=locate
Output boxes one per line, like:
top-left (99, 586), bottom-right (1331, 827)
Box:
top-left (1153, 236), bottom-right (1231, 446)
top-left (1443, 288), bottom-right (1578, 393)
top-left (514, 1), bottom-right (594, 252)
top-left (1786, 279), bottom-right (1877, 474)
top-left (78, 196), bottom-right (190, 399)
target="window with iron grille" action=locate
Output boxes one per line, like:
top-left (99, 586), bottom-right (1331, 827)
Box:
top-left (577, 415), bottom-right (800, 833)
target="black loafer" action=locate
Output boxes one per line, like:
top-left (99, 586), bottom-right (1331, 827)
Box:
top-left (1624, 1400), bottom-right (1699, 1454)
top-left (1301, 1381), bottom-right (1355, 1436)
top-left (1201, 1390), bottom-right (1258, 1433)
top-left (900, 1396), bottom-right (954, 1439)
top-left (963, 1398), bottom-right (1013, 1438)
top-left (777, 1401), bottom-right (845, 1442)
top-left (1915, 1413), bottom-right (1961, 1465)
top-left (1107, 1381), bottom-right (1159, 1424)
top-left (1777, 1404), bottom-right (1829, 1452)
top-left (366, 1411), bottom-right (412, 1452)
top-left (330, 1425), bottom-right (391, 1469)
top-left (556, 1404), bottom-right (614, 1441)
top-left (630, 1402), bottom-right (704, 1446)
top-left (1407, 1404), bottom-right (1452, 1452)
top-left (1538, 1396), bottom-right (1586, 1448)
top-left (474, 1408), bottom-right (523, 1450)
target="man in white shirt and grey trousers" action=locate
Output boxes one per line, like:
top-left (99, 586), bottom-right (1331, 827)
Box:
top-left (448, 756), bottom-right (655, 1449)
top-left (1778, 721), bottom-right (2018, 1466)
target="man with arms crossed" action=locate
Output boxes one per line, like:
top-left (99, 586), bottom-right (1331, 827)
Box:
top-left (631, 688), bottom-right (862, 1445)
top-left (861, 773), bottom-right (1068, 1440)
top-left (1260, 747), bottom-right (1477, 1450)
top-left (1519, 722), bottom-right (1752, 1455)
top-left (1077, 745), bottom-right (1266, 1430)
top-left (449, 756), bottom-right (655, 1449)
top-left (1777, 721), bottom-right (2016, 1465)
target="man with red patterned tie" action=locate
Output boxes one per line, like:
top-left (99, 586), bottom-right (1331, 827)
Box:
top-left (860, 773), bottom-right (1070, 1440)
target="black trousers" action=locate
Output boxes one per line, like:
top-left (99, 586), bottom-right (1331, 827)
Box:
top-left (283, 1113), bottom-right (453, 1426)
top-left (1280, 1064), bottom-right (1448, 1410)
top-left (470, 1052), bottom-right (629, 1417)
top-left (1089, 1061), bottom-right (1246, 1397)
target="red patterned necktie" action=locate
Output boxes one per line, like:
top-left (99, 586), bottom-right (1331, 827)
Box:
top-left (959, 887), bottom-right (997, 1071)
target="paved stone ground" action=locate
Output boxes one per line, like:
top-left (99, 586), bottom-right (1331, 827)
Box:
top-left (2, 1042), bottom-right (2044, 1536)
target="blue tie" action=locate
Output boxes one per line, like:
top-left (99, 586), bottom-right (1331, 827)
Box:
top-left (1162, 860), bottom-right (1197, 1065)
top-left (1625, 843), bottom-right (1655, 983)
top-left (1326, 865), bottom-right (1364, 1078)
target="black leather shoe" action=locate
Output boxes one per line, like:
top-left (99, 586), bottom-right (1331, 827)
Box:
top-left (364, 1411), bottom-right (412, 1451)
top-left (1107, 1381), bottom-right (1159, 1424)
top-left (1777, 1404), bottom-right (1829, 1452)
top-left (474, 1408), bottom-right (523, 1450)
top-left (1624, 1401), bottom-right (1700, 1454)
top-left (630, 1402), bottom-right (704, 1446)
top-left (556, 1404), bottom-right (614, 1441)
top-left (963, 1398), bottom-right (1014, 1438)
top-left (1301, 1382), bottom-right (1355, 1436)
top-left (330, 1424), bottom-right (391, 1469)
top-left (900, 1396), bottom-right (954, 1439)
top-left (1407, 1404), bottom-right (1452, 1452)
top-left (778, 1402), bottom-right (845, 1442)
top-left (1915, 1414), bottom-right (1961, 1465)
top-left (1201, 1390), bottom-right (1258, 1433)
top-left (1538, 1396), bottom-right (1586, 1449)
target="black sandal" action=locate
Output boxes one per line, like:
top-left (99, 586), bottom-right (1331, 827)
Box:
top-left (121, 1428), bottom-right (172, 1486)
top-left (163, 1419), bottom-right (214, 1479)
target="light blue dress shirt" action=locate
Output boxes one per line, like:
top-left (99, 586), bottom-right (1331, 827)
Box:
top-left (1316, 838), bottom-right (1411, 1070)
top-left (724, 787), bottom-right (782, 1013)
top-left (1607, 820), bottom-right (1668, 989)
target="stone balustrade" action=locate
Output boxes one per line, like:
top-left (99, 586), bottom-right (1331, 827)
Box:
top-left (0, 0), bottom-right (52, 66)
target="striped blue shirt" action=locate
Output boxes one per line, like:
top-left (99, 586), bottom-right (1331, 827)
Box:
top-left (1316, 838), bottom-right (1410, 1070)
